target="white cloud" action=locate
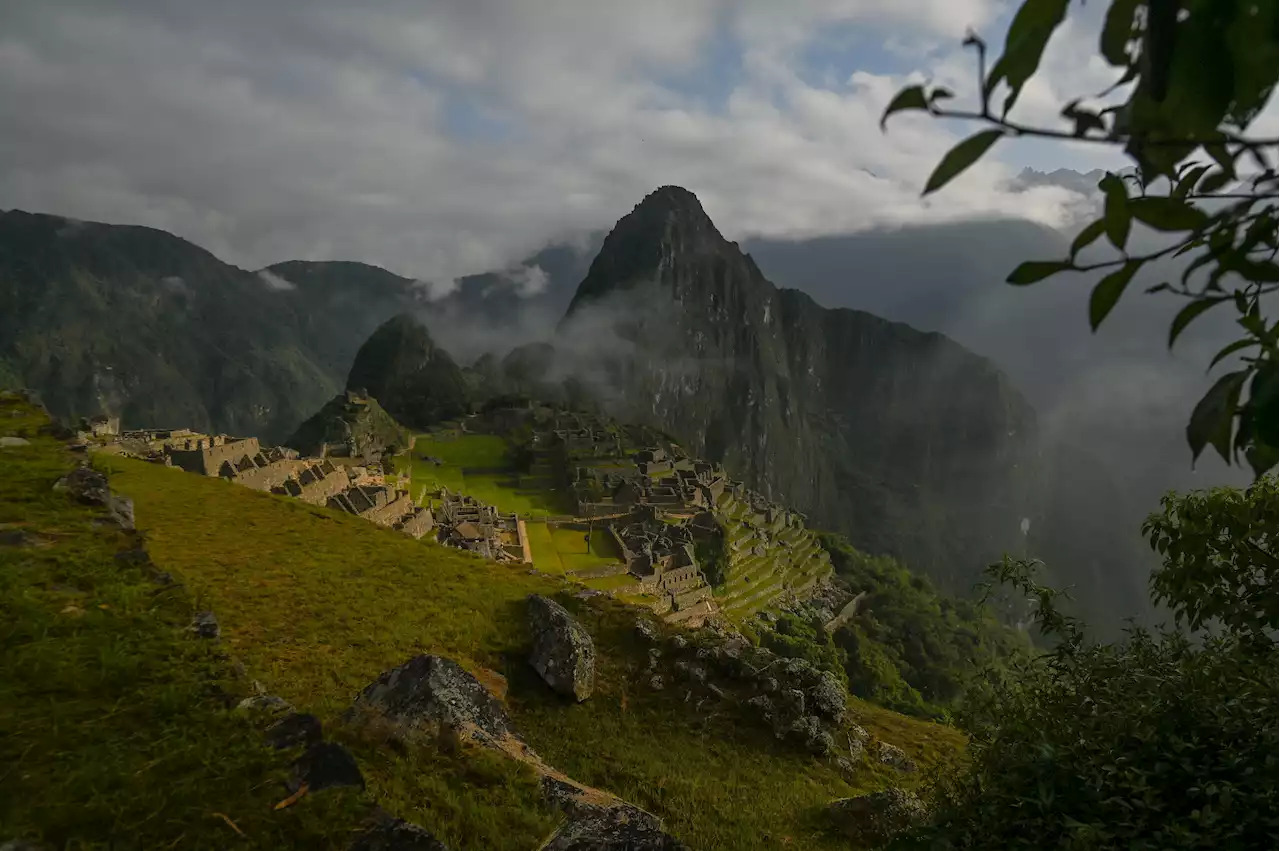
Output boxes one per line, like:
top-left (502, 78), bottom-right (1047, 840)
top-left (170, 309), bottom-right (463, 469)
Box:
top-left (0, 0), bottom-right (1138, 282)
top-left (257, 269), bottom-right (296, 291)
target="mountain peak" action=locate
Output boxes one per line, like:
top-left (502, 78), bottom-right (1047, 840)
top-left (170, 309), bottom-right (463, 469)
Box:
top-left (564, 186), bottom-right (732, 315)
top-left (633, 184), bottom-right (706, 215)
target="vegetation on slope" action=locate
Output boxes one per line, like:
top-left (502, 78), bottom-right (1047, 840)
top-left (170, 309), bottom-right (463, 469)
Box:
top-left (0, 393), bottom-right (368, 850)
top-left (346, 314), bottom-right (470, 430)
top-left (818, 533), bottom-right (1030, 721)
top-left (99, 447), bottom-right (964, 851)
top-left (285, 392), bottom-right (413, 458)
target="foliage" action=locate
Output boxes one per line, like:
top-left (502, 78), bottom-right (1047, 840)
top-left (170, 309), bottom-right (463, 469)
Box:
top-left (883, 0), bottom-right (1279, 478)
top-left (759, 612), bottom-right (851, 689)
top-left (1143, 475), bottom-right (1277, 637)
top-left (347, 313), bottom-right (471, 430)
top-left (696, 532), bottom-right (729, 589)
top-left (896, 555), bottom-right (1280, 844)
top-left (819, 534), bottom-right (1028, 720)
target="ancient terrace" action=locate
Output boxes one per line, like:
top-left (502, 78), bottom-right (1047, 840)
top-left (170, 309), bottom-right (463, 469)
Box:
top-left (90, 427), bottom-right (523, 562)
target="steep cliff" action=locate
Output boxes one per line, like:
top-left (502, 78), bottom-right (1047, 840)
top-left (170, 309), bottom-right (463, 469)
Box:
top-left (561, 186), bottom-right (1057, 596)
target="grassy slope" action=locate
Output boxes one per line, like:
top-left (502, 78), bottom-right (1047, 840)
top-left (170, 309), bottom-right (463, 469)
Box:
top-left (97, 452), bottom-right (965, 850)
top-left (0, 396), bottom-right (368, 850)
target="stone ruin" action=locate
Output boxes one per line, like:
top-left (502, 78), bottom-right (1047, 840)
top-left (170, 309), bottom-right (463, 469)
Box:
top-left (430, 487), bottom-right (529, 563)
top-left (570, 445), bottom-right (727, 519)
top-left (608, 505), bottom-right (715, 623)
top-left (93, 429), bottom-right (437, 541)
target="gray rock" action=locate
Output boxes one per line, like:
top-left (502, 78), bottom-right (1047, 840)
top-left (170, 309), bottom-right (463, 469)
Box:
top-left (760, 676), bottom-right (779, 694)
top-left (53, 465), bottom-right (110, 506)
top-left (807, 671), bottom-right (847, 721)
top-left (573, 588), bottom-right (605, 599)
top-left (878, 742), bottom-right (918, 773)
top-left (789, 715), bottom-right (835, 755)
top-left (649, 674), bottom-right (664, 691)
top-left (0, 436), bottom-right (30, 447)
top-left (189, 611), bottom-right (220, 639)
top-left (668, 634), bottom-right (688, 651)
top-left (0, 527), bottom-right (36, 547)
top-left (348, 814), bottom-right (450, 851)
top-left (345, 655), bottom-right (518, 747)
top-left (835, 757), bottom-right (854, 775)
top-left (290, 741), bottom-right (364, 793)
top-left (828, 788), bottom-right (927, 842)
top-left (746, 694), bottom-right (773, 713)
top-left (689, 664), bottom-right (707, 684)
top-left (540, 808), bottom-right (690, 851)
top-left (237, 693), bottom-right (294, 714)
top-left (100, 494), bottom-right (135, 531)
top-left (265, 712), bottom-right (323, 749)
top-left (635, 618), bottom-right (660, 642)
top-left (540, 776), bottom-right (663, 829)
top-left (527, 595), bottom-right (596, 702)
top-left (849, 723), bottom-right (870, 743)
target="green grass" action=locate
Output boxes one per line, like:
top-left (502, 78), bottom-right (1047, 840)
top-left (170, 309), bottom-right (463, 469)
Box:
top-left (0, 395), bottom-right (370, 850)
top-left (92, 443), bottom-right (963, 851)
top-left (410, 434), bottom-right (571, 519)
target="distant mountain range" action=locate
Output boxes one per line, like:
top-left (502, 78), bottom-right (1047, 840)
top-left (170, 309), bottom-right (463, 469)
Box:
top-left (1, 181), bottom-right (1248, 629)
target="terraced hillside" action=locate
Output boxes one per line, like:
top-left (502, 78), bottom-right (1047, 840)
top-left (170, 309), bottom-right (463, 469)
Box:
top-left (713, 488), bottom-right (833, 621)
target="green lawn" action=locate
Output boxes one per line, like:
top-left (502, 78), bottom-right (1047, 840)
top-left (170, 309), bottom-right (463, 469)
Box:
top-left (410, 434), bottom-right (570, 519)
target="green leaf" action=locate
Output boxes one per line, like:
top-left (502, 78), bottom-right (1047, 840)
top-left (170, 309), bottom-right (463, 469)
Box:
top-left (1208, 338), bottom-right (1259, 370)
top-left (1169, 297), bottom-right (1228, 348)
top-left (1100, 0), bottom-right (1142, 66)
top-left (1129, 197), bottom-right (1210, 232)
top-left (1197, 170), bottom-right (1234, 194)
top-left (881, 85), bottom-right (929, 130)
top-left (1007, 260), bottom-right (1072, 285)
top-left (1100, 174), bottom-right (1131, 250)
top-left (1174, 164), bottom-right (1211, 199)
top-left (1187, 370), bottom-right (1247, 463)
top-left (1089, 260), bottom-right (1142, 330)
top-left (986, 0), bottom-right (1070, 116)
top-left (1069, 219), bottom-right (1106, 259)
top-left (923, 130), bottom-right (1004, 196)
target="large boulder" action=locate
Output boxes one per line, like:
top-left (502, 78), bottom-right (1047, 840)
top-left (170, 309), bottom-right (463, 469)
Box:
top-left (539, 809), bottom-right (690, 851)
top-left (527, 595), bottom-right (596, 702)
top-left (827, 788), bottom-right (927, 842)
top-left (52, 465), bottom-right (134, 529)
top-left (807, 671), bottom-right (847, 721)
top-left (344, 655), bottom-right (518, 747)
top-left (290, 742), bottom-right (364, 793)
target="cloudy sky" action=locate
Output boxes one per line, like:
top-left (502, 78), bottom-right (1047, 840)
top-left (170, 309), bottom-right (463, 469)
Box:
top-left (0, 1), bottom-right (1270, 288)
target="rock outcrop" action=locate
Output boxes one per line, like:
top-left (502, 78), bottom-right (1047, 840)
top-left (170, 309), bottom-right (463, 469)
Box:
top-left (344, 655), bottom-right (519, 747)
top-left (827, 788), bottom-right (927, 843)
top-left (527, 595), bottom-right (597, 702)
top-left (52, 464), bottom-right (134, 530)
top-left (539, 809), bottom-right (691, 851)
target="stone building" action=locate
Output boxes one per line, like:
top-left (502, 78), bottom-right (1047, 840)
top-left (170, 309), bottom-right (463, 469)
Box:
top-left (430, 487), bottom-right (528, 563)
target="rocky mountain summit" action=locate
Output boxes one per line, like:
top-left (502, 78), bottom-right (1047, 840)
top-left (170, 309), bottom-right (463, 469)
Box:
top-left (559, 186), bottom-right (1042, 593)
